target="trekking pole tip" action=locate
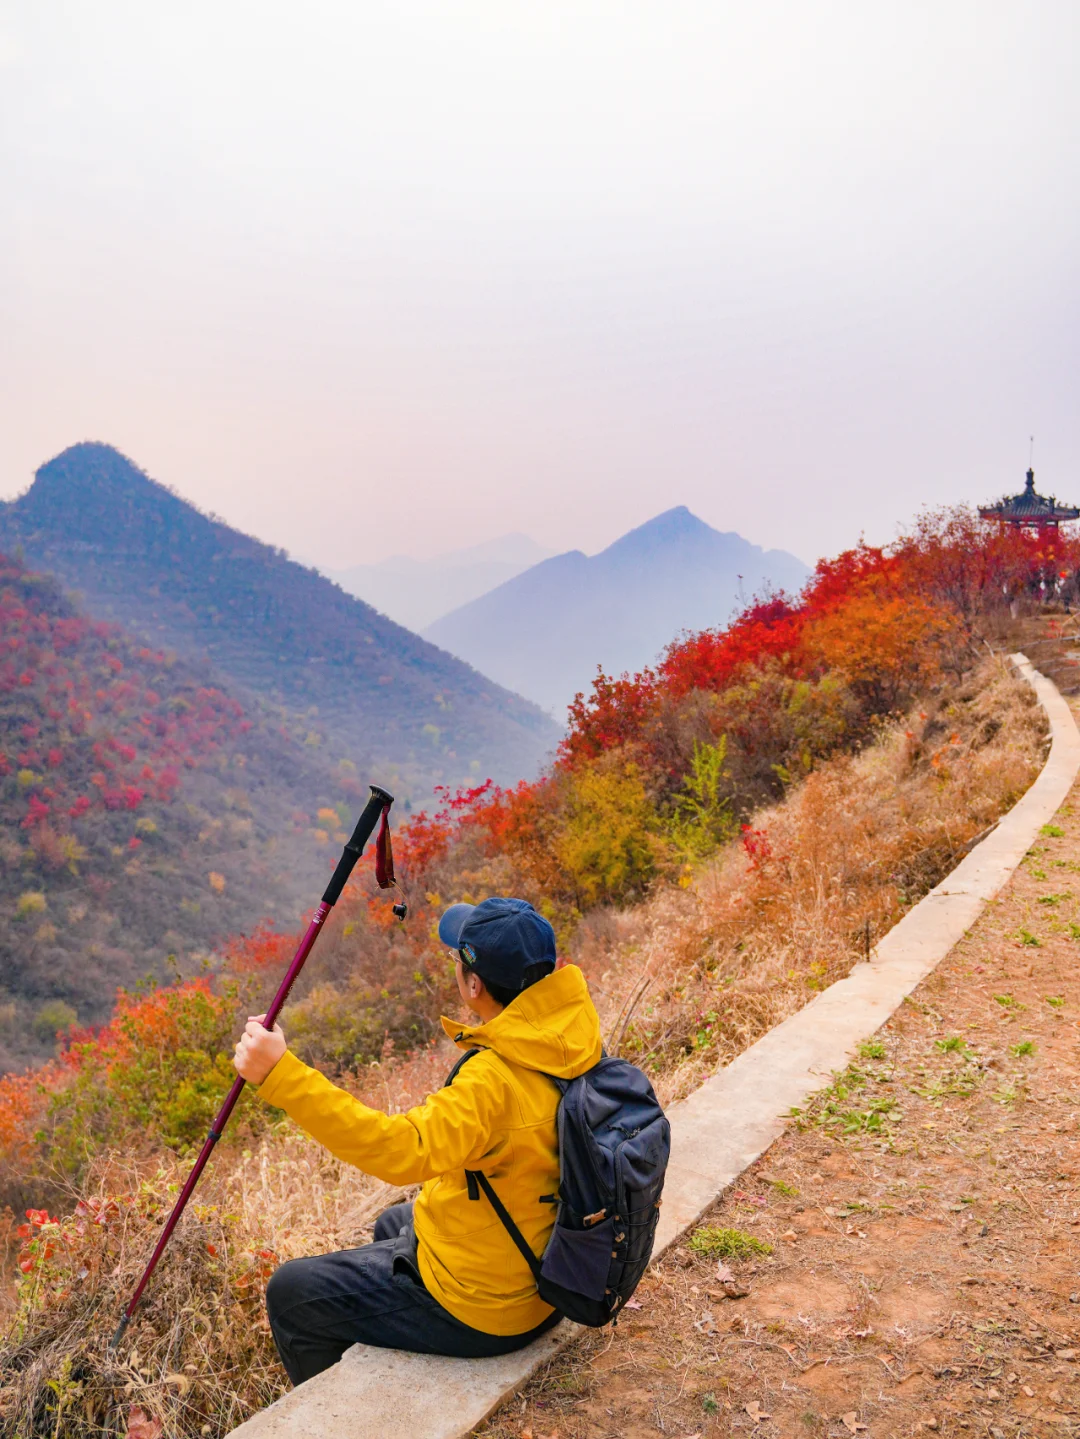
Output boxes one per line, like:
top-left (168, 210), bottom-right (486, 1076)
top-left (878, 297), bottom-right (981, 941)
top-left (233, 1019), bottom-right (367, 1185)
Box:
top-left (108, 1311), bottom-right (132, 1353)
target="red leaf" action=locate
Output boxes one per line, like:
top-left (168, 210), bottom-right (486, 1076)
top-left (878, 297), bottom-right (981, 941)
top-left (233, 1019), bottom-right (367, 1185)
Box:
top-left (126, 1406), bottom-right (163, 1439)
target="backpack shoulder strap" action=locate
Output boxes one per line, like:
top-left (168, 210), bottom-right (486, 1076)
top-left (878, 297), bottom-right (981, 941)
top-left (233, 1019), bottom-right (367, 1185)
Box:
top-left (447, 1048), bottom-right (547, 1286)
top-left (466, 1168), bottom-right (543, 1283)
top-left (443, 1046), bottom-right (483, 1087)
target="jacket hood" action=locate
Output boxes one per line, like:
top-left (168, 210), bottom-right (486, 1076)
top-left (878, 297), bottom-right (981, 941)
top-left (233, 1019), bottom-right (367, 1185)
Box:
top-left (441, 963), bottom-right (602, 1079)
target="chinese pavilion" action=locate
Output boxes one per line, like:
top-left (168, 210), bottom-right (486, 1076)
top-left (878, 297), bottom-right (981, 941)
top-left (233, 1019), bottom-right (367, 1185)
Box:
top-left (979, 468), bottom-right (1080, 529)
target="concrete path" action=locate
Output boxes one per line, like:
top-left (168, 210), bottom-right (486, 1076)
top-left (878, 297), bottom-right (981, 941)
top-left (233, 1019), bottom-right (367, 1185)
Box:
top-left (227, 656), bottom-right (1080, 1439)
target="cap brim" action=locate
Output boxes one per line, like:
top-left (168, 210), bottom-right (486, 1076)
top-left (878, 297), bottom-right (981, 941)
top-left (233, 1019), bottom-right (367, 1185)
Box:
top-left (438, 902), bottom-right (476, 949)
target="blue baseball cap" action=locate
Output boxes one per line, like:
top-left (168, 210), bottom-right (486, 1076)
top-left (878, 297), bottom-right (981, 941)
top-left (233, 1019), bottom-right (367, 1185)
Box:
top-left (439, 897), bottom-right (557, 993)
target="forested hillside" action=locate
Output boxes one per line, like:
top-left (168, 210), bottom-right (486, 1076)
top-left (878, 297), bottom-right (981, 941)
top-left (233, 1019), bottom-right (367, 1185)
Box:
top-left (0, 553), bottom-right (371, 1074)
top-left (0, 444), bottom-right (558, 798)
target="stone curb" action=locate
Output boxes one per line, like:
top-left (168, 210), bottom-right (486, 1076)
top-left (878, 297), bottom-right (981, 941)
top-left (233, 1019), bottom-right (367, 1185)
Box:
top-left (227, 654), bottom-right (1079, 1439)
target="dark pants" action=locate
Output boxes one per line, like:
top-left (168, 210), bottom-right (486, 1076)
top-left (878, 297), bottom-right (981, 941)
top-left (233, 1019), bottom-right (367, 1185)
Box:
top-left (265, 1201), bottom-right (561, 1386)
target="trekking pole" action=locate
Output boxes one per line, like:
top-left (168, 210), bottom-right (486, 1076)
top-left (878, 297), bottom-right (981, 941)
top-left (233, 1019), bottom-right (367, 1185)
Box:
top-left (110, 783), bottom-right (397, 1350)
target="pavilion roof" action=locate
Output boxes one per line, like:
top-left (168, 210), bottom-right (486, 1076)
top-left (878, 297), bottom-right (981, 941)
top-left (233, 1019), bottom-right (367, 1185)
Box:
top-left (978, 468), bottom-right (1079, 524)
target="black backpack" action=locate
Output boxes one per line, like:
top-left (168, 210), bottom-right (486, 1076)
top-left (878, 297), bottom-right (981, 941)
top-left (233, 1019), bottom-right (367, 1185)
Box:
top-left (446, 1049), bottom-right (670, 1327)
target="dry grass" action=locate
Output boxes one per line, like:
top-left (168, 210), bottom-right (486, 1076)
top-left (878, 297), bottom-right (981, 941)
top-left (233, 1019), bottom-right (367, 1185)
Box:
top-left (582, 657), bottom-right (1047, 1105)
top-left (0, 1047), bottom-right (450, 1436)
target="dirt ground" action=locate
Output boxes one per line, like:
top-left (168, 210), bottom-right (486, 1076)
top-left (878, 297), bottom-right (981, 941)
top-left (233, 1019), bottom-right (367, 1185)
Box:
top-left (476, 727), bottom-right (1080, 1438)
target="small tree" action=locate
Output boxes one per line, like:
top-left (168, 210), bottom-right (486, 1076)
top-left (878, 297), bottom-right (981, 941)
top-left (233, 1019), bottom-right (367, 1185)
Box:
top-left (668, 737), bottom-right (734, 859)
top-left (554, 758), bottom-right (660, 908)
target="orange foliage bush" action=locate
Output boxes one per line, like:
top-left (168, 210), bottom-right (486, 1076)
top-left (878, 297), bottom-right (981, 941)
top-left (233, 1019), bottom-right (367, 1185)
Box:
top-left (0, 1064), bottom-right (62, 1163)
top-left (801, 575), bottom-right (962, 709)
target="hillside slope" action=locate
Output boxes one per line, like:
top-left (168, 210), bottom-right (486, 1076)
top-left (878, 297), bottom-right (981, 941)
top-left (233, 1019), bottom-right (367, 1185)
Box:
top-left (0, 445), bottom-right (558, 798)
top-left (0, 552), bottom-right (380, 1074)
top-left (425, 506), bottom-right (809, 714)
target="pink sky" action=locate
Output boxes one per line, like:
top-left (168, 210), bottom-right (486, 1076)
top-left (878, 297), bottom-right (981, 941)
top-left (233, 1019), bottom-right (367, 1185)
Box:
top-left (2, 2), bottom-right (1077, 570)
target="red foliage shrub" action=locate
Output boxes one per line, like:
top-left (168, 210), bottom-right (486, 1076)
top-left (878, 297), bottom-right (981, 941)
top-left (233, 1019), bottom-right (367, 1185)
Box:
top-left (22, 795), bottom-right (50, 827)
top-left (659, 596), bottom-right (806, 701)
top-left (219, 922), bottom-right (298, 977)
top-left (559, 515), bottom-right (1078, 768)
top-left (394, 780), bottom-right (499, 876)
top-left (740, 824), bottom-right (773, 871)
top-left (561, 669), bottom-right (660, 764)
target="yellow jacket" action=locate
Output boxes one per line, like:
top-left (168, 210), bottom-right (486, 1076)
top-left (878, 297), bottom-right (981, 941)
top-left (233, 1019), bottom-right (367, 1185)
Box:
top-left (257, 964), bottom-right (602, 1335)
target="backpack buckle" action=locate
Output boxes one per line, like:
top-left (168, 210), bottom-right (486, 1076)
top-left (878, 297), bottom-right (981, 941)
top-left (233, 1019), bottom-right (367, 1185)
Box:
top-left (583, 1208), bottom-right (607, 1227)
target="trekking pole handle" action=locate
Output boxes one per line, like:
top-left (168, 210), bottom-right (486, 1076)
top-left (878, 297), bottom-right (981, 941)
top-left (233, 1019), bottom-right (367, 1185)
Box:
top-left (320, 784), bottom-right (394, 909)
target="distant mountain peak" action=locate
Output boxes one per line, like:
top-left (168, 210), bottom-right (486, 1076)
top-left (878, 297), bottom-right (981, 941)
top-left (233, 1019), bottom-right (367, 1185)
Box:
top-left (426, 506), bottom-right (809, 715)
top-left (28, 444), bottom-right (196, 543)
top-left (601, 505), bottom-right (709, 553)
top-left (38, 441), bottom-right (151, 488)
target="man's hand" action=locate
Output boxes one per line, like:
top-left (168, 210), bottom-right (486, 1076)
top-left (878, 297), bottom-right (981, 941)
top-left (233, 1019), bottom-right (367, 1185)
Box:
top-left (234, 1014), bottom-right (288, 1085)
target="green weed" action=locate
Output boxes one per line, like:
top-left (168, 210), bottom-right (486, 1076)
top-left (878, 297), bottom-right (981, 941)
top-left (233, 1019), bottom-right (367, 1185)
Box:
top-left (692, 1010), bottom-right (719, 1049)
top-left (1010, 1040), bottom-right (1035, 1057)
top-left (1017, 928), bottom-right (1042, 947)
top-left (688, 1226), bottom-right (774, 1260)
top-left (1041, 824), bottom-right (1066, 838)
top-left (911, 1067), bottom-right (981, 1100)
top-left (1045, 995), bottom-right (1065, 1008)
top-left (790, 1063), bottom-right (902, 1137)
top-left (858, 1040), bottom-right (886, 1060)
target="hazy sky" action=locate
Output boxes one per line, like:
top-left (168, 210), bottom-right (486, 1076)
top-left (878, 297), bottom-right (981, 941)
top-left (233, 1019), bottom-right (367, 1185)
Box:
top-left (2, 2), bottom-right (1077, 569)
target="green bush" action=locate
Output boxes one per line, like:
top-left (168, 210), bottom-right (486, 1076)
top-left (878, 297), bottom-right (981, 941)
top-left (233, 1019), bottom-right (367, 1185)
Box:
top-left (37, 979), bottom-right (258, 1179)
top-left (16, 891), bottom-right (47, 919)
top-left (32, 1000), bottom-right (78, 1044)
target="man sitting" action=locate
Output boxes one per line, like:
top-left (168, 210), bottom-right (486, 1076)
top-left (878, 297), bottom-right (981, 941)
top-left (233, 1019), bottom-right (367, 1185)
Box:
top-left (233, 896), bottom-right (602, 1386)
